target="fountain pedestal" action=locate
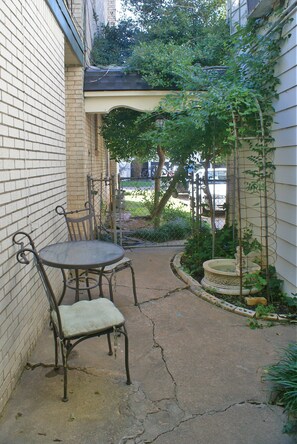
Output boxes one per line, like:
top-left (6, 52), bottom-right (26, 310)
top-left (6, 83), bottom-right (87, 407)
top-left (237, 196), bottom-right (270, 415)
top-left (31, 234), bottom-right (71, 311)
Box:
top-left (201, 258), bottom-right (261, 296)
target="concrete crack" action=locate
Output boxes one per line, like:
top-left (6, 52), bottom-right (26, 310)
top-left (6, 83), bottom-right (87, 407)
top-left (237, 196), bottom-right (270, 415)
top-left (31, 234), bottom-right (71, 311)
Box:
top-left (138, 286), bottom-right (189, 306)
top-left (25, 362), bottom-right (56, 370)
top-left (141, 399), bottom-right (273, 444)
top-left (129, 303), bottom-right (190, 444)
top-left (25, 362), bottom-right (107, 378)
top-left (138, 304), bottom-right (178, 398)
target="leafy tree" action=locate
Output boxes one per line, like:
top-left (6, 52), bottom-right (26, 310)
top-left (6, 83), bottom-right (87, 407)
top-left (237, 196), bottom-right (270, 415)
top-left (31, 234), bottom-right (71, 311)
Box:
top-left (100, 109), bottom-right (171, 221)
top-left (94, 0), bottom-right (230, 225)
top-left (127, 42), bottom-right (201, 89)
top-left (100, 108), bottom-right (156, 160)
top-left (91, 20), bottom-right (141, 66)
top-left (123, 0), bottom-right (228, 56)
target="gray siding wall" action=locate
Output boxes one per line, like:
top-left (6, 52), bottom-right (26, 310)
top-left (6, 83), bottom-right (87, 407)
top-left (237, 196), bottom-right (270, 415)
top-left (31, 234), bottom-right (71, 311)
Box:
top-left (228, 0), bottom-right (297, 295)
top-left (273, 6), bottom-right (297, 295)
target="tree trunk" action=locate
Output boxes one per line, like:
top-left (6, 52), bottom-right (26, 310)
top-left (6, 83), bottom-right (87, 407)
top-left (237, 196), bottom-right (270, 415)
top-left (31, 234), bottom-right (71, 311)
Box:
top-left (151, 165), bottom-right (184, 222)
top-left (153, 146), bottom-right (166, 208)
top-left (203, 161), bottom-right (216, 235)
top-left (153, 146), bottom-right (166, 227)
top-left (203, 161), bottom-right (216, 258)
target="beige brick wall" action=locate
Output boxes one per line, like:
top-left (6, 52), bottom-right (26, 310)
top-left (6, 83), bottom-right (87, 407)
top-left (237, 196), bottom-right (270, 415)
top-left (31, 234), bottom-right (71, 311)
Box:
top-left (0, 0), bottom-right (115, 413)
top-left (65, 66), bottom-right (88, 210)
top-left (65, 69), bottom-right (111, 211)
top-left (0, 0), bottom-right (68, 412)
top-left (65, 71), bottom-right (104, 209)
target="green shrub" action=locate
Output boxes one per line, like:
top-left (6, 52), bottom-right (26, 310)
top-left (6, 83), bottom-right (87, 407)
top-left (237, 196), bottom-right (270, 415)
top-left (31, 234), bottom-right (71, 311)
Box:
top-left (255, 304), bottom-right (275, 318)
top-left (134, 217), bottom-right (191, 242)
top-left (182, 224), bottom-right (238, 281)
top-left (162, 201), bottom-right (190, 223)
top-left (266, 343), bottom-right (297, 434)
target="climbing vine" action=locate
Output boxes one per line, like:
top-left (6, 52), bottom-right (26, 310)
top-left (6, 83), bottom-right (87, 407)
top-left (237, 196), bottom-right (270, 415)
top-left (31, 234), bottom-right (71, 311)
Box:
top-left (156, 12), bottom-right (290, 301)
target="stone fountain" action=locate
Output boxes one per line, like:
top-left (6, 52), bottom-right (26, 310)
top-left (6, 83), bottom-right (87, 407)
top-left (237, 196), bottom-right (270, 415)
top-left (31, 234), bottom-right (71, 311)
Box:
top-left (201, 247), bottom-right (261, 296)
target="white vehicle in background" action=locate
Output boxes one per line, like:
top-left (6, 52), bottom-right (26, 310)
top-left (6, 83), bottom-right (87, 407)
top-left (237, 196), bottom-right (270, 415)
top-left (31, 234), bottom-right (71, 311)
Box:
top-left (196, 168), bottom-right (227, 211)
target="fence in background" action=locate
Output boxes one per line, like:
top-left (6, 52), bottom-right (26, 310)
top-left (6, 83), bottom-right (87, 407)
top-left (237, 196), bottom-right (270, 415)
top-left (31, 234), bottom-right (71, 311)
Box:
top-left (87, 173), bottom-right (226, 248)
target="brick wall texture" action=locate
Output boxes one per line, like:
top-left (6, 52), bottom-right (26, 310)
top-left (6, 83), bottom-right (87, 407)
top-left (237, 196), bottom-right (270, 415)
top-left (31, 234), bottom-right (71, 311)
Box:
top-left (0, 0), bottom-right (111, 413)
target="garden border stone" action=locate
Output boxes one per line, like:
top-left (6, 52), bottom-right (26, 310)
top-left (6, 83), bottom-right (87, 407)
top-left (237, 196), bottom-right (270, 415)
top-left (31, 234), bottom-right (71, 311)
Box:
top-left (172, 252), bottom-right (293, 323)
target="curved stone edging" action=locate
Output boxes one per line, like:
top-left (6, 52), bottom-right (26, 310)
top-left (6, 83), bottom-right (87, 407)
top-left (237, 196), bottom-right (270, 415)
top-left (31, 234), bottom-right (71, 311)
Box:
top-left (173, 252), bottom-right (293, 323)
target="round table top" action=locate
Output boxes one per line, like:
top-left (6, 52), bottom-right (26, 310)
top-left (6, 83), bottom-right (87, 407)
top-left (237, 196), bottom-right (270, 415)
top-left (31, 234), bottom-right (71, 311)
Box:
top-left (39, 240), bottom-right (124, 269)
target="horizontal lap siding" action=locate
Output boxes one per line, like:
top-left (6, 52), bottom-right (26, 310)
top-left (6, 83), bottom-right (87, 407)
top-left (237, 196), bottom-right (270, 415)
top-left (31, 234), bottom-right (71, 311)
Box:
top-left (272, 6), bottom-right (297, 295)
top-left (228, 1), bottom-right (297, 294)
top-left (0, 0), bottom-right (67, 412)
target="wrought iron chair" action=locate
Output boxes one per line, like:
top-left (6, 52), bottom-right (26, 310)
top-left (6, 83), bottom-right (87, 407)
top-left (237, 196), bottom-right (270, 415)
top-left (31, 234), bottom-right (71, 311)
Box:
top-left (12, 231), bottom-right (131, 402)
top-left (55, 203), bottom-right (138, 306)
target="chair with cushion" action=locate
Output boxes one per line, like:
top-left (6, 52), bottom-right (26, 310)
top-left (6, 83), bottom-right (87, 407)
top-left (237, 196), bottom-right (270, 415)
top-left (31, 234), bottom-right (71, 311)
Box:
top-left (55, 203), bottom-right (138, 306)
top-left (12, 231), bottom-right (131, 402)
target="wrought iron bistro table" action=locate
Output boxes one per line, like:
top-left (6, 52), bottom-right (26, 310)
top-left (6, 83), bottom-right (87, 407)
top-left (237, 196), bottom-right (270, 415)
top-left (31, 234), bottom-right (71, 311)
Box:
top-left (39, 240), bottom-right (124, 304)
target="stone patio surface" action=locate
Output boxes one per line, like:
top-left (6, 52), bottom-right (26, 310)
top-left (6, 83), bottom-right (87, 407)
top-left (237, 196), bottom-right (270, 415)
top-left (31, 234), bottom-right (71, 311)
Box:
top-left (0, 246), bottom-right (296, 444)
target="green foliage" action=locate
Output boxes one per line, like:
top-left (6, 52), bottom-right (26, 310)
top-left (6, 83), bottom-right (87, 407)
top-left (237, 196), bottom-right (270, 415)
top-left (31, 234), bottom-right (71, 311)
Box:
top-left (283, 295), bottom-right (297, 309)
top-left (182, 224), bottom-right (237, 280)
top-left (93, 0), bottom-right (229, 71)
top-left (242, 226), bottom-right (262, 255)
top-left (121, 179), bottom-right (152, 188)
top-left (152, 16), bottom-right (287, 180)
top-left (96, 4), bottom-right (288, 264)
top-left (243, 272), bottom-right (267, 292)
top-left (91, 20), bottom-right (140, 66)
top-left (134, 218), bottom-right (191, 242)
top-left (247, 319), bottom-right (264, 330)
top-left (127, 42), bottom-right (197, 89)
top-left (214, 225), bottom-right (238, 258)
top-left (264, 265), bottom-right (286, 303)
top-left (266, 343), bottom-right (297, 434)
top-left (100, 108), bottom-right (156, 161)
top-left (124, 197), bottom-right (151, 218)
top-left (182, 226), bottom-right (212, 279)
top-left (123, 0), bottom-right (229, 67)
top-left (162, 201), bottom-right (191, 223)
top-left (255, 304), bottom-right (275, 318)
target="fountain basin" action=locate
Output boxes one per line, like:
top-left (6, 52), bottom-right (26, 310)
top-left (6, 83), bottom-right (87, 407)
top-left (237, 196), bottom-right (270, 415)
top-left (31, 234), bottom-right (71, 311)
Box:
top-left (201, 259), bottom-right (261, 296)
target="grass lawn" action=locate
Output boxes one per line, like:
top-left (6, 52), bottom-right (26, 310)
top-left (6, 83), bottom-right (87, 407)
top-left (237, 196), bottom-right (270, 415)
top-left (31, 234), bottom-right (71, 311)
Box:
top-left (121, 179), bottom-right (153, 188)
top-left (124, 189), bottom-right (190, 219)
top-left (124, 198), bottom-right (151, 217)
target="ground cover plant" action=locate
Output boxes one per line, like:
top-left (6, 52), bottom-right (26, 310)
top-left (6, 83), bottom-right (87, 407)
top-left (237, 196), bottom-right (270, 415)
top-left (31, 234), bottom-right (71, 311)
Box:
top-left (132, 199), bottom-right (192, 242)
top-left (182, 225), bottom-right (297, 318)
top-left (121, 179), bottom-right (152, 189)
top-left (266, 343), bottom-right (297, 435)
top-left (182, 224), bottom-right (237, 280)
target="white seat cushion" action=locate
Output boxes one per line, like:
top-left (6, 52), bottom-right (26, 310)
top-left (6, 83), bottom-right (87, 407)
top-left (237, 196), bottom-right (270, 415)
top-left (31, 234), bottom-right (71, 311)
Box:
top-left (52, 298), bottom-right (125, 338)
top-left (103, 256), bottom-right (131, 272)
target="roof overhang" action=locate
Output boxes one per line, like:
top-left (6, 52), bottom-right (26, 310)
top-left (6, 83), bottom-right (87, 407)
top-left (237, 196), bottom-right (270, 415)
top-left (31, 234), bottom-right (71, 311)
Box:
top-left (83, 66), bottom-right (227, 114)
top-left (84, 90), bottom-right (172, 113)
top-left (46, 0), bottom-right (84, 66)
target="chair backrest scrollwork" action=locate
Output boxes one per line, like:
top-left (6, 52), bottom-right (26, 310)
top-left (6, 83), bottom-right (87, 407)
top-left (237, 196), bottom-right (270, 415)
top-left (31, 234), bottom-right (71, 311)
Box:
top-left (12, 232), bottom-right (64, 337)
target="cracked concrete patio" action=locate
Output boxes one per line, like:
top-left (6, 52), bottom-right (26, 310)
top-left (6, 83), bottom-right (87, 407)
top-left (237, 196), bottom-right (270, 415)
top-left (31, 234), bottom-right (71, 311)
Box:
top-left (0, 246), bottom-right (296, 444)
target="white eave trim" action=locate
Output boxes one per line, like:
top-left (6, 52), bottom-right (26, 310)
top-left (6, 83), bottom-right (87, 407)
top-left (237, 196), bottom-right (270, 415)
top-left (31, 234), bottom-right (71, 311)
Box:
top-left (84, 90), bottom-right (173, 113)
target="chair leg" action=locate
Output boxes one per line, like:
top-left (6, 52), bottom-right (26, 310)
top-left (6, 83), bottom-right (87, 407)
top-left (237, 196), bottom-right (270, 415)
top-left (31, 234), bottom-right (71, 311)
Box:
top-left (52, 326), bottom-right (59, 369)
top-left (74, 269), bottom-right (80, 302)
top-left (60, 342), bottom-right (68, 402)
top-left (85, 271), bottom-right (92, 301)
top-left (99, 268), bottom-right (104, 298)
top-left (107, 272), bottom-right (115, 303)
top-left (121, 326), bottom-right (131, 385)
top-left (129, 264), bottom-right (138, 306)
top-left (58, 269), bottom-right (67, 305)
top-left (106, 333), bottom-right (113, 355)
